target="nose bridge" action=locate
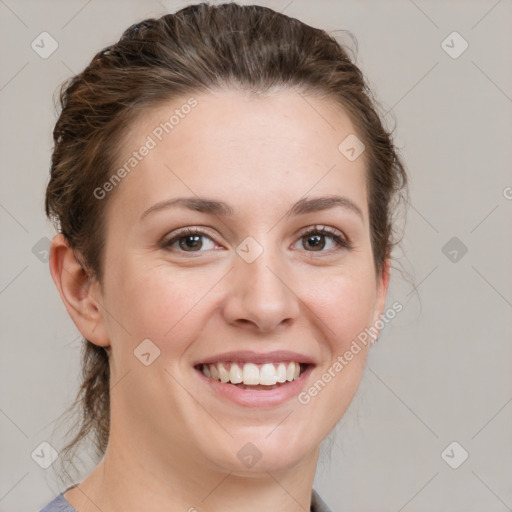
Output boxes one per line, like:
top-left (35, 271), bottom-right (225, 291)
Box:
top-left (223, 234), bottom-right (300, 332)
top-left (243, 242), bottom-right (285, 294)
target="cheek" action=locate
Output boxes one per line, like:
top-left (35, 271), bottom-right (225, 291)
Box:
top-left (103, 251), bottom-right (377, 365)
top-left (105, 261), bottom-right (217, 345)
top-left (310, 269), bottom-right (377, 350)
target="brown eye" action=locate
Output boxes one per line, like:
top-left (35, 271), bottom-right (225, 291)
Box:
top-left (296, 226), bottom-right (351, 253)
top-left (303, 233), bottom-right (327, 251)
top-left (162, 228), bottom-right (217, 253)
top-left (177, 234), bottom-right (203, 251)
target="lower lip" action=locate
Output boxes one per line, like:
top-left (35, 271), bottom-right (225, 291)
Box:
top-left (195, 365), bottom-right (314, 407)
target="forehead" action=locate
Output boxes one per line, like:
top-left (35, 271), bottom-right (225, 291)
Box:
top-left (106, 88), bottom-right (368, 223)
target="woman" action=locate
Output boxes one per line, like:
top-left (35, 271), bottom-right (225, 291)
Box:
top-left (39, 3), bottom-right (407, 511)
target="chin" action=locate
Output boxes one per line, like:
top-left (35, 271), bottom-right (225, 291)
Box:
top-left (203, 430), bottom-right (316, 476)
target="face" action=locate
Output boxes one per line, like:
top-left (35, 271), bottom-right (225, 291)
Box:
top-left (92, 88), bottom-right (389, 476)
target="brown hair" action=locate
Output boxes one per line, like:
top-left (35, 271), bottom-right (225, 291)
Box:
top-left (46, 2), bottom-right (408, 482)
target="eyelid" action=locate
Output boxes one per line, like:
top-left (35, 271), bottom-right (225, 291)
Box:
top-left (160, 226), bottom-right (220, 249)
top-left (296, 224), bottom-right (350, 245)
top-left (163, 226), bottom-right (216, 240)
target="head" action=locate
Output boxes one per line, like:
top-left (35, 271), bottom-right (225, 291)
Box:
top-left (47, 2), bottom-right (407, 481)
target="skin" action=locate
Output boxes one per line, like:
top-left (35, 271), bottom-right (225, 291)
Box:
top-left (50, 88), bottom-right (390, 512)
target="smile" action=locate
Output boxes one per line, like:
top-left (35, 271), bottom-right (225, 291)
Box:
top-left (193, 356), bottom-right (315, 407)
top-left (198, 361), bottom-right (305, 388)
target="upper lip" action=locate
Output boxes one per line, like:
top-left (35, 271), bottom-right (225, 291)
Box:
top-left (193, 350), bottom-right (316, 366)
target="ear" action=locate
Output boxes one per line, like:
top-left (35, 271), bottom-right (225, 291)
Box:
top-left (371, 255), bottom-right (391, 341)
top-left (49, 234), bottom-right (110, 348)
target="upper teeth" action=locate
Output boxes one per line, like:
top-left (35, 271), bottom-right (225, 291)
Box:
top-left (201, 362), bottom-right (302, 385)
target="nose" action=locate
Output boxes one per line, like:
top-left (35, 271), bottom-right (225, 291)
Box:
top-left (221, 244), bottom-right (301, 333)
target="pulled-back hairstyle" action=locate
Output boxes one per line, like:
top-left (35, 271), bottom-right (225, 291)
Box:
top-left (46, 2), bottom-right (408, 483)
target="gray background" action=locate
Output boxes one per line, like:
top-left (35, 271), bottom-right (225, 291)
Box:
top-left (1, 0), bottom-right (511, 511)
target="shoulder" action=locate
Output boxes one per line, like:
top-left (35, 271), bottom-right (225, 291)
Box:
top-left (37, 493), bottom-right (78, 512)
top-left (311, 488), bottom-right (333, 512)
top-left (38, 487), bottom-right (330, 511)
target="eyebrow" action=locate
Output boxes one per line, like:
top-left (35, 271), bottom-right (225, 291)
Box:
top-left (140, 195), bottom-right (364, 221)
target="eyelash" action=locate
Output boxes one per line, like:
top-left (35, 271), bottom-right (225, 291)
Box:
top-left (161, 225), bottom-right (352, 256)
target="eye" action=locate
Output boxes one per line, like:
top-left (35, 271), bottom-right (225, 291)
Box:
top-left (161, 227), bottom-right (219, 254)
top-left (293, 225), bottom-right (352, 253)
top-left (161, 225), bottom-right (352, 256)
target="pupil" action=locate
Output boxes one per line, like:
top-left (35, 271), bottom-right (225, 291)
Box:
top-left (306, 234), bottom-right (324, 251)
top-left (181, 235), bottom-right (201, 251)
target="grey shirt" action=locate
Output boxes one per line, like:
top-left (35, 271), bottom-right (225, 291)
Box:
top-left (38, 485), bottom-right (333, 512)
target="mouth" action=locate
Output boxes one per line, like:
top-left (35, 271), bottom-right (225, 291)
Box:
top-left (193, 359), bottom-right (315, 406)
top-left (194, 361), bottom-right (311, 390)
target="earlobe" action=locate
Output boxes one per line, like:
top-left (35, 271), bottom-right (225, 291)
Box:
top-left (49, 234), bottom-right (110, 348)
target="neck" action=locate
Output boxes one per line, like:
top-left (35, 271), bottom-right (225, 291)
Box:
top-left (65, 423), bottom-right (320, 512)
